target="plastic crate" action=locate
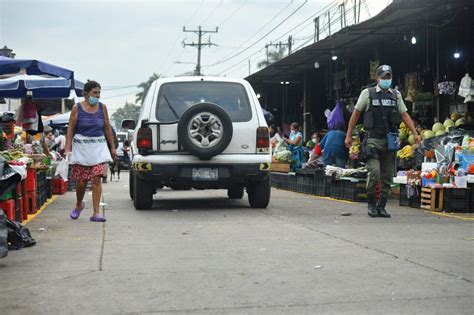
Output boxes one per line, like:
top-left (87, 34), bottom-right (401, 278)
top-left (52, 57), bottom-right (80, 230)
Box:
top-left (287, 174), bottom-right (298, 192)
top-left (313, 173), bottom-right (329, 196)
top-left (296, 169), bottom-right (315, 194)
top-left (399, 184), bottom-right (421, 208)
top-left (25, 191), bottom-right (37, 214)
top-left (0, 199), bottom-right (15, 220)
top-left (46, 179), bottom-right (52, 199)
top-left (25, 168), bottom-right (37, 192)
top-left (330, 178), bottom-right (367, 202)
top-left (52, 178), bottom-right (68, 195)
top-left (443, 188), bottom-right (471, 212)
top-left (469, 183), bottom-right (474, 212)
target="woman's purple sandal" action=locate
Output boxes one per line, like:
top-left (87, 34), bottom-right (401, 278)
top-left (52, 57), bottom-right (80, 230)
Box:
top-left (70, 202), bottom-right (85, 220)
top-left (90, 214), bottom-right (106, 222)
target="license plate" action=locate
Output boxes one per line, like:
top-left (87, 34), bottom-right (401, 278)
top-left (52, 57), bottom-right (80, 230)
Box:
top-left (192, 168), bottom-right (218, 181)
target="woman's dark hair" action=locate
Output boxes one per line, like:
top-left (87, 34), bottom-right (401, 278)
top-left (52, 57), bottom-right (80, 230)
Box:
top-left (124, 140), bottom-right (130, 146)
top-left (291, 122), bottom-right (300, 130)
top-left (83, 80), bottom-right (101, 93)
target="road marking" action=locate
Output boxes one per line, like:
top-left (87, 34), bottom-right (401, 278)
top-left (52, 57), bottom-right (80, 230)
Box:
top-left (425, 211), bottom-right (474, 221)
top-left (23, 195), bottom-right (57, 225)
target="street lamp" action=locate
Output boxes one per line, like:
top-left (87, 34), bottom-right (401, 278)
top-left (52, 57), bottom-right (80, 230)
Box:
top-left (454, 52), bottom-right (461, 59)
top-left (411, 35), bottom-right (417, 45)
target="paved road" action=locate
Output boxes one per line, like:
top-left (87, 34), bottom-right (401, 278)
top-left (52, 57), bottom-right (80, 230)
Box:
top-left (1, 172), bottom-right (473, 314)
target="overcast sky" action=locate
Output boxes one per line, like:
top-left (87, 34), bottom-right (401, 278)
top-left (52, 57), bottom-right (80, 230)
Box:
top-left (1, 0), bottom-right (390, 113)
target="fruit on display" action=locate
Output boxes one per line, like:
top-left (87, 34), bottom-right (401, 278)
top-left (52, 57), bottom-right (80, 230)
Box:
top-left (432, 122), bottom-right (445, 133)
top-left (450, 112), bottom-right (461, 121)
top-left (397, 145), bottom-right (416, 159)
top-left (408, 134), bottom-right (415, 145)
top-left (443, 119), bottom-right (455, 129)
top-left (349, 137), bottom-right (361, 159)
top-left (455, 118), bottom-right (464, 126)
top-left (423, 130), bottom-right (436, 139)
top-left (435, 130), bottom-right (446, 136)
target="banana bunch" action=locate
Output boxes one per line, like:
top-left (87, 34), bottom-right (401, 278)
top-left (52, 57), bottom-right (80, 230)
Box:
top-left (349, 137), bottom-right (361, 158)
top-left (1, 149), bottom-right (24, 161)
top-left (399, 122), bottom-right (410, 134)
top-left (397, 145), bottom-right (415, 159)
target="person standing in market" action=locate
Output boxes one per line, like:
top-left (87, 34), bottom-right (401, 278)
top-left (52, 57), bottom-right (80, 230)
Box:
top-left (64, 81), bottom-right (115, 222)
top-left (320, 123), bottom-right (348, 168)
top-left (345, 65), bottom-right (421, 218)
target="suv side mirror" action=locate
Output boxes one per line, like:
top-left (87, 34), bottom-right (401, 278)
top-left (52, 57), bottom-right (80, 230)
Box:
top-left (121, 119), bottom-right (136, 130)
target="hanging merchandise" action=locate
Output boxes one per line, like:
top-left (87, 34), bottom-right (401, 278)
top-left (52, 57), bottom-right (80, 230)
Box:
top-left (437, 81), bottom-right (457, 96)
top-left (327, 101), bottom-right (345, 130)
top-left (15, 97), bottom-right (39, 133)
top-left (458, 73), bottom-right (474, 103)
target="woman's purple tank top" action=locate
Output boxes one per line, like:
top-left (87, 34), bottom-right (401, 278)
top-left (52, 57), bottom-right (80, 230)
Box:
top-left (75, 103), bottom-right (105, 137)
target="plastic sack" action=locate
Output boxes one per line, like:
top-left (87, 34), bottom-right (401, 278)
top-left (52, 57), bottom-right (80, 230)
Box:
top-left (55, 156), bottom-right (69, 181)
top-left (273, 139), bottom-right (288, 156)
top-left (327, 101), bottom-right (345, 130)
top-left (0, 210), bottom-right (8, 258)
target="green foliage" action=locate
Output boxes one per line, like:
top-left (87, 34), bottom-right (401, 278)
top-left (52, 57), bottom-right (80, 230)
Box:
top-left (135, 73), bottom-right (161, 105)
top-left (257, 45), bottom-right (287, 69)
top-left (111, 102), bottom-right (141, 129)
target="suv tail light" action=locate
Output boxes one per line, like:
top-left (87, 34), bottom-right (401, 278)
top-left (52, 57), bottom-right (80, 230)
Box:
top-left (256, 127), bottom-right (269, 149)
top-left (137, 127), bottom-right (152, 153)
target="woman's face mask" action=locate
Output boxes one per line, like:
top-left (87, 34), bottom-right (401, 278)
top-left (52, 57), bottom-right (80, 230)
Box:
top-left (88, 96), bottom-right (100, 106)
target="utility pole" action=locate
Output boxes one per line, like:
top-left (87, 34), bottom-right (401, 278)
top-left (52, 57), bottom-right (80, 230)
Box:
top-left (314, 17), bottom-right (320, 43)
top-left (183, 26), bottom-right (218, 76)
top-left (327, 10), bottom-right (331, 36)
top-left (288, 35), bottom-right (293, 55)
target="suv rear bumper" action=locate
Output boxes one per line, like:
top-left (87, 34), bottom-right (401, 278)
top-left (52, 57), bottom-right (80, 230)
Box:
top-left (133, 162), bottom-right (270, 188)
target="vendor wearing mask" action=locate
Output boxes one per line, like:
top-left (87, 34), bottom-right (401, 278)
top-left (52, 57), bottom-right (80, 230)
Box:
top-left (284, 122), bottom-right (305, 170)
top-left (345, 65), bottom-right (421, 218)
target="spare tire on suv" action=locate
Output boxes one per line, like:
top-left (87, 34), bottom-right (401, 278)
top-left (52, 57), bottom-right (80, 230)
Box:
top-left (178, 103), bottom-right (233, 159)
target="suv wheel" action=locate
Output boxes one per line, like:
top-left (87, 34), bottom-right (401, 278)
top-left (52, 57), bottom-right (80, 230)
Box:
top-left (178, 103), bottom-right (233, 159)
top-left (228, 186), bottom-right (244, 199)
top-left (247, 176), bottom-right (271, 208)
top-left (129, 169), bottom-right (134, 200)
top-left (133, 176), bottom-right (154, 210)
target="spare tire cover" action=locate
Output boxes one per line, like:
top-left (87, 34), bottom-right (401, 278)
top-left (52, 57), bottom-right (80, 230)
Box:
top-left (178, 102), bottom-right (233, 159)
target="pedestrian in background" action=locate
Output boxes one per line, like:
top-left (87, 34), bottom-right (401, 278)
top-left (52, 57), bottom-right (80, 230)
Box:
top-left (320, 123), bottom-right (348, 168)
top-left (64, 80), bottom-right (116, 222)
top-left (345, 65), bottom-right (421, 218)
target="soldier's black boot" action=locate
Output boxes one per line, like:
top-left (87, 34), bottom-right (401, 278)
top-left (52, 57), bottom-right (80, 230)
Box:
top-left (367, 194), bottom-right (378, 218)
top-left (376, 192), bottom-right (391, 218)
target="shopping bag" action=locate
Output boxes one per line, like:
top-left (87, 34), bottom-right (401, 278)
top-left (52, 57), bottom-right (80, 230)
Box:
top-left (55, 155), bottom-right (69, 181)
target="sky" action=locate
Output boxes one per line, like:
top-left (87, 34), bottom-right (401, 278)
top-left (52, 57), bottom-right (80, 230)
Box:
top-left (0, 0), bottom-right (390, 114)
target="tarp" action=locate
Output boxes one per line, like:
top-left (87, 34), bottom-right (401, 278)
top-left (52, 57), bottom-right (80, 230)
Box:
top-left (0, 74), bottom-right (83, 98)
top-left (0, 56), bottom-right (74, 79)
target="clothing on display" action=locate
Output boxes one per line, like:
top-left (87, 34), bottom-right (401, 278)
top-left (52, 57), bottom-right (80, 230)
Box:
top-left (458, 73), bottom-right (474, 103)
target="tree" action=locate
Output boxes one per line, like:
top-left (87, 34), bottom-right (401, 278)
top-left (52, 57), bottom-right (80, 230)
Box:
top-left (257, 45), bottom-right (287, 69)
top-left (135, 73), bottom-right (160, 105)
top-left (111, 102), bottom-right (141, 129)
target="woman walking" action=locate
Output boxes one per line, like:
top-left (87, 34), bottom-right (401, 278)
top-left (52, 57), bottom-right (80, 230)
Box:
top-left (64, 81), bottom-right (115, 222)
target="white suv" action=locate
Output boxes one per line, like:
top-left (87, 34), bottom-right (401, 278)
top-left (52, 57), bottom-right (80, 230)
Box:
top-left (125, 77), bottom-right (271, 210)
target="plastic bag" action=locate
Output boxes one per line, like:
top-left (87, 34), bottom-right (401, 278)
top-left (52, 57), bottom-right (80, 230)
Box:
top-left (55, 156), bottom-right (69, 181)
top-left (273, 139), bottom-right (288, 156)
top-left (0, 210), bottom-right (8, 258)
top-left (327, 101), bottom-right (345, 130)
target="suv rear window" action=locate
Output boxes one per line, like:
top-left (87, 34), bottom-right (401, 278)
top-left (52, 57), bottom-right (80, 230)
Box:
top-left (155, 82), bottom-right (252, 122)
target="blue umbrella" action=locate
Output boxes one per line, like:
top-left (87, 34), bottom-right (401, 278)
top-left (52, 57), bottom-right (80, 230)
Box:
top-left (0, 74), bottom-right (83, 98)
top-left (0, 56), bottom-right (74, 79)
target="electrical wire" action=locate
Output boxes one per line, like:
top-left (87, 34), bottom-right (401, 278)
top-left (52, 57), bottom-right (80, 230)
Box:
top-left (203, 0), bottom-right (308, 68)
top-left (217, 0), bottom-right (248, 28)
top-left (201, 0), bottom-right (224, 26)
top-left (203, 0), bottom-right (294, 67)
top-left (100, 91), bottom-right (140, 100)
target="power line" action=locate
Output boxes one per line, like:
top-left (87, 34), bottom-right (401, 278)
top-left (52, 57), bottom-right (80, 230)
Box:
top-left (203, 0), bottom-right (294, 68)
top-left (217, 0), bottom-right (248, 28)
top-left (217, 1), bottom-right (338, 76)
top-left (101, 91), bottom-right (139, 100)
top-left (203, 0), bottom-right (308, 68)
top-left (201, 0), bottom-right (224, 26)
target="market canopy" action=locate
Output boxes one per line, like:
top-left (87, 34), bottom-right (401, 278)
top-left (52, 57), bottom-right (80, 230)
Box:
top-left (43, 111), bottom-right (71, 127)
top-left (0, 74), bottom-right (83, 98)
top-left (0, 56), bottom-right (74, 79)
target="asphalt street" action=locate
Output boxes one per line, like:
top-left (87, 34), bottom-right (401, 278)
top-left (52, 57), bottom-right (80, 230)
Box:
top-left (1, 172), bottom-right (473, 314)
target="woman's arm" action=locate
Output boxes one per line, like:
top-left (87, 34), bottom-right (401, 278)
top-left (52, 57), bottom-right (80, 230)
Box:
top-left (285, 133), bottom-right (302, 145)
top-left (102, 105), bottom-right (116, 160)
top-left (64, 105), bottom-right (78, 156)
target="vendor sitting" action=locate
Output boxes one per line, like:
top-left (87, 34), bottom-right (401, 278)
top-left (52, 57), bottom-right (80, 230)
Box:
top-left (320, 123), bottom-right (348, 168)
top-left (284, 122), bottom-right (305, 169)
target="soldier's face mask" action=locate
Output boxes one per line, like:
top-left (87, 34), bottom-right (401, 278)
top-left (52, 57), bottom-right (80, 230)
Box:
top-left (379, 79), bottom-right (392, 90)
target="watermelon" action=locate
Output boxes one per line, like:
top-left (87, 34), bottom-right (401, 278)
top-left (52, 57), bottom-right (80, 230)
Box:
top-left (455, 118), bottom-right (464, 126)
top-left (443, 119), bottom-right (455, 129)
top-left (435, 130), bottom-right (446, 136)
top-left (423, 130), bottom-right (436, 139)
top-left (432, 122), bottom-right (445, 133)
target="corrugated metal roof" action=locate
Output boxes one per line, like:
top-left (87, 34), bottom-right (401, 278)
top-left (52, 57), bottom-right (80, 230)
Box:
top-left (246, 0), bottom-right (471, 83)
